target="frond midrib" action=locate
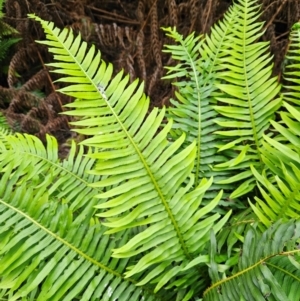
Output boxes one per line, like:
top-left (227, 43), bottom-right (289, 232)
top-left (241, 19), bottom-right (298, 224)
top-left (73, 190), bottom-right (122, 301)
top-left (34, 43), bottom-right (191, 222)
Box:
top-left (0, 199), bottom-right (125, 280)
top-left (44, 19), bottom-right (192, 261)
top-left (203, 249), bottom-right (300, 297)
top-left (266, 261), bottom-right (300, 282)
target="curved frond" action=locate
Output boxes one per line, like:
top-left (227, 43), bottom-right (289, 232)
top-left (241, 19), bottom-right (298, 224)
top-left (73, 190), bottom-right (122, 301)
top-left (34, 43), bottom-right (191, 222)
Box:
top-left (210, 0), bottom-right (282, 198)
top-left (28, 14), bottom-right (231, 296)
top-left (217, 208), bottom-right (256, 257)
top-left (204, 220), bottom-right (300, 301)
top-left (0, 133), bottom-right (168, 301)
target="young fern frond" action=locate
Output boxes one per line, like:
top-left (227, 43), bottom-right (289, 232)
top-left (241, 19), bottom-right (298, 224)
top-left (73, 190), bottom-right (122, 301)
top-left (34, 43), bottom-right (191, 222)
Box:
top-left (210, 0), bottom-right (282, 199)
top-left (204, 220), bottom-right (300, 301)
top-left (29, 14), bottom-right (231, 296)
top-left (0, 133), bottom-right (168, 301)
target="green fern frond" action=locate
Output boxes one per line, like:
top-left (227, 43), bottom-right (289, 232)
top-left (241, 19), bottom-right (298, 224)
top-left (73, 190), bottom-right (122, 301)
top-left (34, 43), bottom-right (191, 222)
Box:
top-left (0, 133), bottom-right (102, 212)
top-left (162, 9), bottom-right (239, 204)
top-left (217, 208), bottom-right (256, 257)
top-left (204, 220), bottom-right (300, 301)
top-left (28, 14), bottom-right (232, 296)
top-left (0, 0), bottom-right (17, 35)
top-left (0, 133), bottom-right (170, 301)
top-left (0, 0), bottom-right (4, 19)
top-left (209, 0), bottom-right (282, 199)
top-left (249, 23), bottom-right (300, 226)
top-left (0, 37), bottom-right (20, 62)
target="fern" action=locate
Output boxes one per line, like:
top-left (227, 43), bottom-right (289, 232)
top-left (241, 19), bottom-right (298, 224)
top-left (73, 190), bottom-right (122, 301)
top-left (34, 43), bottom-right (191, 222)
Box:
top-left (0, 0), bottom-right (299, 300)
top-left (27, 13), bottom-right (233, 297)
top-left (162, 8), bottom-right (240, 206)
top-left (210, 0), bottom-right (281, 199)
top-left (249, 23), bottom-right (300, 227)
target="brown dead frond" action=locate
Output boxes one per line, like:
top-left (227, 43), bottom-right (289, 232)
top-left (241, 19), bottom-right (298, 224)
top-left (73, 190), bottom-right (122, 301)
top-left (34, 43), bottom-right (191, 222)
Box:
top-left (150, 1), bottom-right (162, 67)
top-left (136, 29), bottom-right (146, 83)
top-left (7, 43), bottom-right (39, 88)
top-left (167, 0), bottom-right (178, 27)
top-left (0, 87), bottom-right (17, 108)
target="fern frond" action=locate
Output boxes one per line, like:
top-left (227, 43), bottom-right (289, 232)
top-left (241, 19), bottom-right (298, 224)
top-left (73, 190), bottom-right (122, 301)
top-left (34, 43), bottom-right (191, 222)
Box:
top-left (162, 10), bottom-right (239, 205)
top-left (204, 220), bottom-right (300, 301)
top-left (0, 133), bottom-right (168, 301)
top-left (29, 14), bottom-right (231, 296)
top-left (217, 208), bottom-right (257, 257)
top-left (209, 0), bottom-right (282, 198)
top-left (249, 23), bottom-right (300, 226)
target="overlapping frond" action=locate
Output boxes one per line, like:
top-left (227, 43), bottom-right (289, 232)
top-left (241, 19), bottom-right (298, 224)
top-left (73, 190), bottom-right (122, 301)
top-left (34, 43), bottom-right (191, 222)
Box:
top-left (0, 133), bottom-right (166, 301)
top-left (28, 15), bottom-right (231, 296)
top-left (204, 220), bottom-right (300, 301)
top-left (162, 10), bottom-right (239, 204)
top-left (210, 0), bottom-right (282, 198)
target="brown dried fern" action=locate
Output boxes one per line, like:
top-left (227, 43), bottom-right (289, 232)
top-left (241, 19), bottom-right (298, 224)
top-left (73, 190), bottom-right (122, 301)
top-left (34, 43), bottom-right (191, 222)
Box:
top-left (167, 0), bottom-right (178, 27)
top-left (150, 1), bottom-right (162, 67)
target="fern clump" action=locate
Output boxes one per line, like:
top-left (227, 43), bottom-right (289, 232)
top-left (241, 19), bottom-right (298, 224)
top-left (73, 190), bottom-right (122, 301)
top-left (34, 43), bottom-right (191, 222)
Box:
top-left (0, 0), bottom-right (299, 300)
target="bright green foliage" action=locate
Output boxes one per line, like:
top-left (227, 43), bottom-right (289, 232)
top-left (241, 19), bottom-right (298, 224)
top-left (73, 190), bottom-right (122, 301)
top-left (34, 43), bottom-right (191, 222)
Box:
top-left (0, 133), bottom-right (168, 301)
top-left (0, 0), bottom-right (19, 64)
top-left (0, 113), bottom-right (11, 141)
top-left (27, 13), bottom-right (231, 296)
top-left (0, 0), bottom-right (299, 300)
